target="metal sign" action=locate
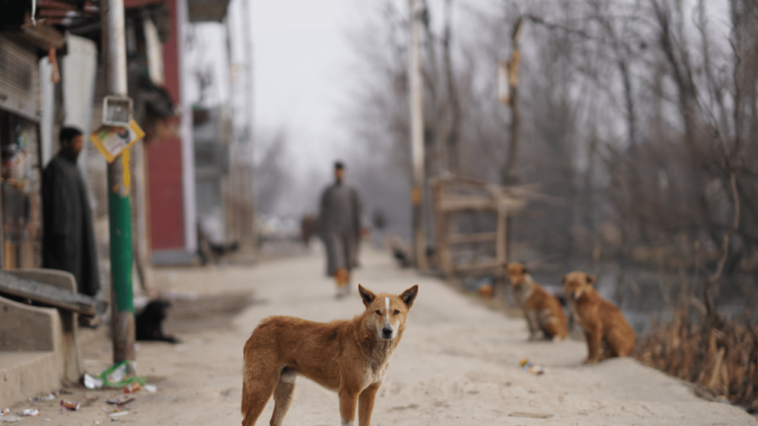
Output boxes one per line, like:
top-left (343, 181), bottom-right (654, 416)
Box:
top-left (89, 119), bottom-right (145, 163)
top-left (102, 95), bottom-right (133, 126)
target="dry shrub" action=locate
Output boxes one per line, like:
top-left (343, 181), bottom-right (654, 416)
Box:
top-left (634, 310), bottom-right (758, 412)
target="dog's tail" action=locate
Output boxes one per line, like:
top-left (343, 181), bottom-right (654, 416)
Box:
top-left (241, 383), bottom-right (251, 416)
top-left (241, 349), bottom-right (255, 415)
top-left (241, 334), bottom-right (254, 415)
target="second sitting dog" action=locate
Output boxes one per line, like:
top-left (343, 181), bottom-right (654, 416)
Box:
top-left (505, 263), bottom-right (568, 341)
top-left (562, 271), bottom-right (635, 363)
top-left (241, 284), bottom-right (419, 426)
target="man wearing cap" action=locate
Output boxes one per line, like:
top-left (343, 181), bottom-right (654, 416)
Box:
top-left (317, 161), bottom-right (363, 298)
top-left (42, 127), bottom-right (100, 297)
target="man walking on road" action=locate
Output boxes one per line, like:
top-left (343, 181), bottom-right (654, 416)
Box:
top-left (317, 161), bottom-right (362, 298)
top-left (42, 126), bottom-right (100, 297)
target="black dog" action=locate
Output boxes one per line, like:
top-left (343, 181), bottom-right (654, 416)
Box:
top-left (135, 299), bottom-right (179, 343)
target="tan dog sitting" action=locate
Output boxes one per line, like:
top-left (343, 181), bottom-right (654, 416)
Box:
top-left (241, 284), bottom-right (418, 426)
top-left (562, 271), bottom-right (635, 363)
top-left (505, 263), bottom-right (567, 341)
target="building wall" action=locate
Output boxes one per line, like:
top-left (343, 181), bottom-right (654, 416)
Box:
top-left (145, 0), bottom-right (188, 255)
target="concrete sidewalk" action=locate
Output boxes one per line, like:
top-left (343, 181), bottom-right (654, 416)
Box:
top-left (4, 245), bottom-right (753, 425)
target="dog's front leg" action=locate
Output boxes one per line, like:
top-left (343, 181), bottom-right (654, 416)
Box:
top-left (584, 325), bottom-right (603, 364)
top-left (525, 310), bottom-right (540, 340)
top-left (358, 383), bottom-right (380, 426)
top-left (338, 387), bottom-right (359, 426)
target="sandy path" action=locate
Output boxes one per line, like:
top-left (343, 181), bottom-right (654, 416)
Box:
top-left (8, 246), bottom-right (753, 425)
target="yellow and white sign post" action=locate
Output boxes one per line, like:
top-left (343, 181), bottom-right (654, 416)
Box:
top-left (89, 119), bottom-right (145, 164)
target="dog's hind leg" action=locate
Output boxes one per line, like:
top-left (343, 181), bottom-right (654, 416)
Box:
top-left (270, 368), bottom-right (297, 426)
top-left (241, 368), bottom-right (279, 426)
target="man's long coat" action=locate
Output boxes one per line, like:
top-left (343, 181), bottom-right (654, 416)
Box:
top-left (42, 152), bottom-right (100, 296)
top-left (317, 182), bottom-right (362, 276)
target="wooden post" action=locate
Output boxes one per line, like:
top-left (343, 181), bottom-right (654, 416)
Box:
top-left (496, 193), bottom-right (507, 266)
top-left (434, 181), bottom-right (452, 275)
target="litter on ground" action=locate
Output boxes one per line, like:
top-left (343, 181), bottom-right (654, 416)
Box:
top-left (106, 396), bottom-right (135, 406)
top-left (520, 358), bottom-right (546, 375)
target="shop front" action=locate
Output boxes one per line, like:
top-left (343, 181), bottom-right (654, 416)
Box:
top-left (0, 35), bottom-right (43, 269)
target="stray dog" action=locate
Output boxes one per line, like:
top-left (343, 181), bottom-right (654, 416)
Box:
top-left (135, 299), bottom-right (179, 343)
top-left (505, 263), bottom-right (567, 341)
top-left (241, 284), bottom-right (419, 426)
top-left (562, 271), bottom-right (635, 363)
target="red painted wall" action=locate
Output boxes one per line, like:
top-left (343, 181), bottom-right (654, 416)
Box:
top-left (145, 0), bottom-right (186, 251)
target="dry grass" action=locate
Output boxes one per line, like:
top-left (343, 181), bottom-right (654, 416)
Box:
top-left (634, 309), bottom-right (758, 412)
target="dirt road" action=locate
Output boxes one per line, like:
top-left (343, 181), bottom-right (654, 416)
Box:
top-left (7, 246), bottom-right (754, 425)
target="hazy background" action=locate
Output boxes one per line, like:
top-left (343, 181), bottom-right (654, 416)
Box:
top-left (186, 0), bottom-right (493, 234)
top-left (183, 1), bottom-right (757, 317)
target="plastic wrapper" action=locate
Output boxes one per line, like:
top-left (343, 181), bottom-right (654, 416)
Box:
top-left (21, 409), bottom-right (39, 417)
top-left (28, 393), bottom-right (55, 403)
top-left (60, 400), bottom-right (80, 411)
top-left (96, 362), bottom-right (146, 389)
top-left (122, 382), bottom-right (141, 394)
top-left (519, 358), bottom-right (545, 375)
top-left (84, 373), bottom-right (104, 389)
top-left (107, 363), bottom-right (127, 384)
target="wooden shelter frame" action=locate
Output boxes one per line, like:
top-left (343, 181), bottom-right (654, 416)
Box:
top-left (431, 174), bottom-right (527, 277)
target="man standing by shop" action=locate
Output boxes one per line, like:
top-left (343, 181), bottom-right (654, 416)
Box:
top-left (42, 127), bottom-right (100, 297)
top-left (317, 161), bottom-right (362, 298)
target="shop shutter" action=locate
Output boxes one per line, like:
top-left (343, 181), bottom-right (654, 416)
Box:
top-left (0, 36), bottom-right (41, 122)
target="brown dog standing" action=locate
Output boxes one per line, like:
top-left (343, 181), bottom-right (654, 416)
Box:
top-left (241, 284), bottom-right (418, 426)
top-left (562, 271), bottom-right (635, 363)
top-left (505, 263), bottom-right (567, 341)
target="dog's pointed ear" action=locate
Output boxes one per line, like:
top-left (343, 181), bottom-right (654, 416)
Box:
top-left (522, 265), bottom-right (529, 274)
top-left (586, 275), bottom-right (596, 286)
top-left (561, 275), bottom-right (567, 286)
top-left (358, 285), bottom-right (375, 307)
top-left (400, 285), bottom-right (419, 308)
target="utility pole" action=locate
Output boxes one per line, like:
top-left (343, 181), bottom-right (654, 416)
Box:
top-left (409, 0), bottom-right (427, 270)
top-left (101, 0), bottom-right (136, 372)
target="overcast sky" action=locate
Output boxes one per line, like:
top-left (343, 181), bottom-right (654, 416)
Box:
top-left (251, 0), bottom-right (374, 178)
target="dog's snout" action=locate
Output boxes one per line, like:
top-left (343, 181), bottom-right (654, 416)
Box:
top-left (381, 327), bottom-right (393, 338)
